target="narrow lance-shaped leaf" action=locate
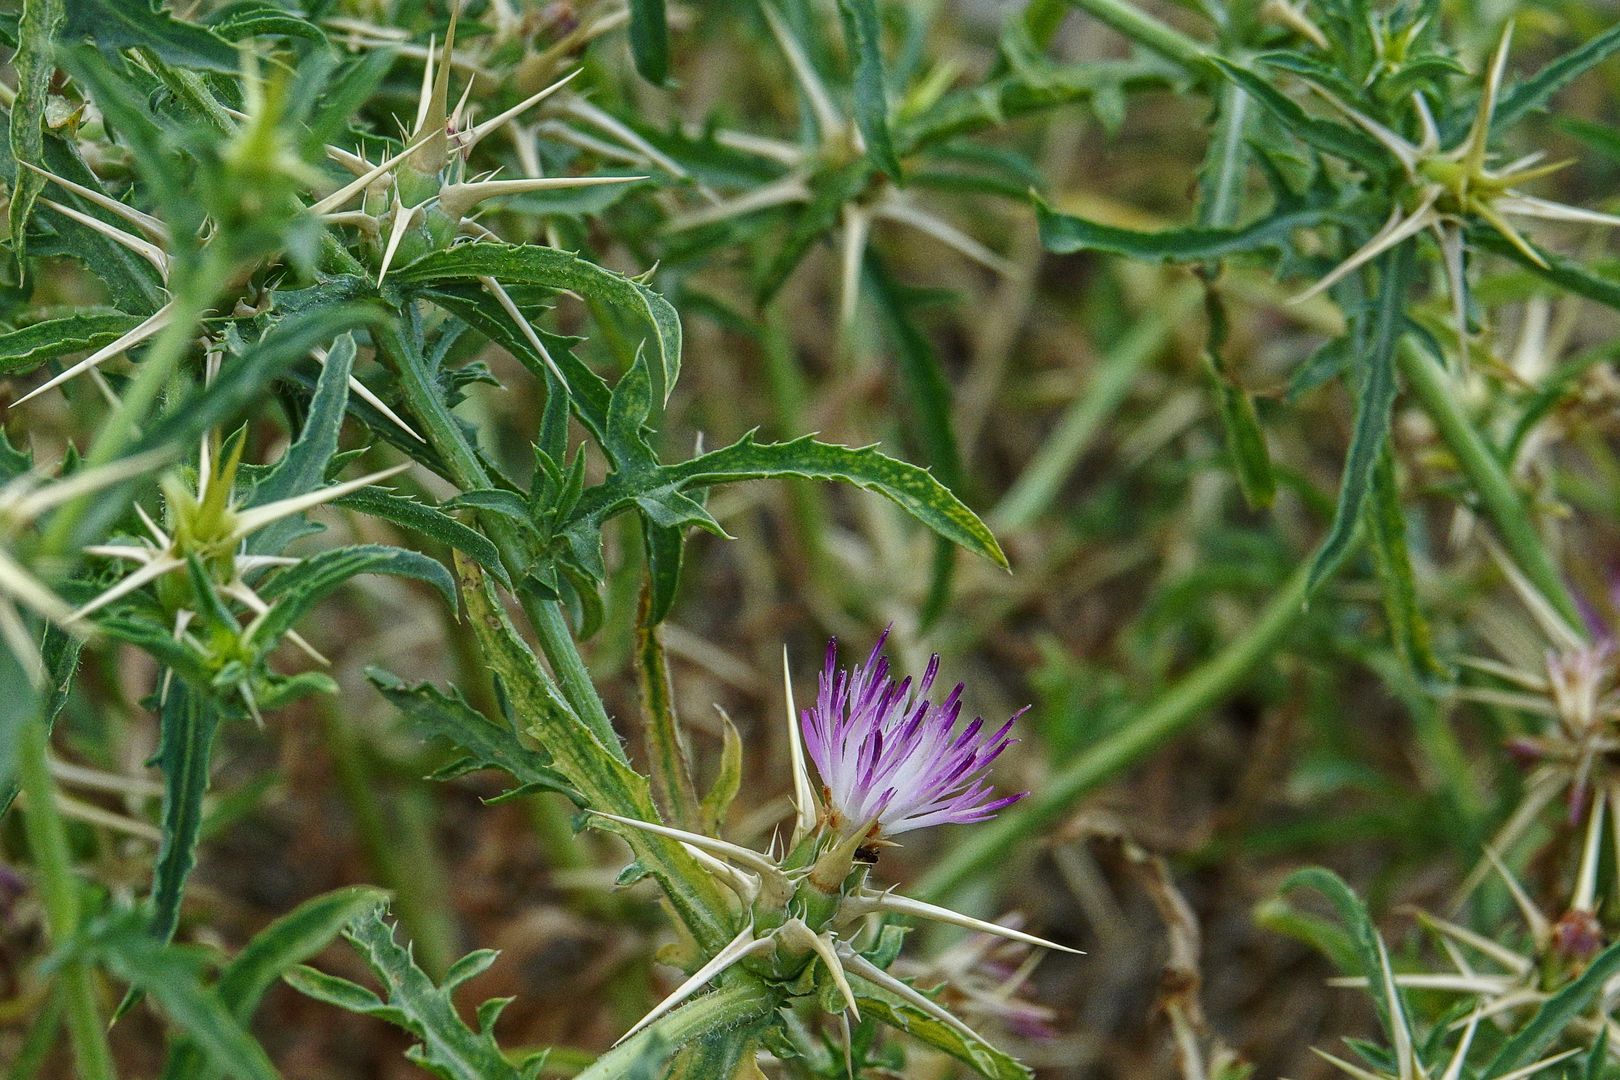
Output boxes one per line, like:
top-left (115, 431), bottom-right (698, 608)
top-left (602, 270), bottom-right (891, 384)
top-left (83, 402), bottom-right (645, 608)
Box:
top-left (62, 0), bottom-right (240, 73)
top-left (635, 590), bottom-right (702, 830)
top-left (249, 544), bottom-right (456, 650)
top-left (1201, 287), bottom-right (1275, 510)
top-left (1306, 242), bottom-right (1414, 594)
top-left (1365, 449), bottom-right (1443, 678)
top-left (1279, 868), bottom-right (1398, 1038)
top-left (628, 0), bottom-right (670, 85)
top-left (0, 312), bottom-right (148, 376)
top-left (83, 916), bottom-right (280, 1080)
top-left (1491, 22), bottom-right (1620, 135)
top-left (1483, 937), bottom-right (1620, 1076)
top-left (838, 0), bottom-right (902, 180)
top-left (333, 485), bottom-right (512, 589)
top-left (246, 333), bottom-right (356, 556)
top-left (149, 682), bottom-right (221, 947)
top-left (1035, 194), bottom-right (1336, 264)
top-left (453, 554), bottom-right (736, 953)
top-left (854, 992), bottom-right (1032, 1080)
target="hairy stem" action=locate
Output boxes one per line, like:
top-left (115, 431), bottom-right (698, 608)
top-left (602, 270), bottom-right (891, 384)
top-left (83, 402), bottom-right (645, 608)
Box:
top-left (575, 978), bottom-right (780, 1080)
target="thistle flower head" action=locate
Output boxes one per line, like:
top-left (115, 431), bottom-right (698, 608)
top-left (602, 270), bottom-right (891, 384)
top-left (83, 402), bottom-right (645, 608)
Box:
top-left (801, 628), bottom-right (1026, 842)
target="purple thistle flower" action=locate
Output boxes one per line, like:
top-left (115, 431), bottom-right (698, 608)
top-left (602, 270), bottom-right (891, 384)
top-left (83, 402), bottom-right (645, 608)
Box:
top-left (800, 628), bottom-right (1026, 840)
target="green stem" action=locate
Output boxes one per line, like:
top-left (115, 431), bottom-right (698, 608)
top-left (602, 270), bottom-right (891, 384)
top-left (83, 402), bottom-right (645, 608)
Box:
top-left (636, 594), bottom-right (702, 829)
top-left (915, 554), bottom-right (1319, 903)
top-left (1064, 0), bottom-right (1210, 71)
top-left (19, 715), bottom-right (115, 1080)
top-left (376, 319), bottom-right (627, 758)
top-left (574, 978), bottom-right (779, 1080)
top-left (1396, 339), bottom-right (1584, 630)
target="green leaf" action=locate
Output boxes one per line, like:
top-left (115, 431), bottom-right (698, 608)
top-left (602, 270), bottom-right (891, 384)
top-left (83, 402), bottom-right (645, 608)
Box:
top-left (1208, 57), bottom-right (1387, 174)
top-left (249, 544), bottom-right (455, 650)
top-left (567, 432), bottom-right (1007, 570)
top-left (697, 705), bottom-right (741, 836)
top-left (1483, 938), bottom-right (1620, 1076)
top-left (1306, 242), bottom-right (1413, 594)
top-left (838, 0), bottom-right (901, 180)
top-left (160, 885), bottom-right (390, 1080)
top-left (9, 0), bottom-right (66, 272)
top-left (83, 916), bottom-right (280, 1080)
top-left (1279, 868), bottom-right (1397, 1039)
top-left (317, 907), bottom-right (524, 1080)
top-left (367, 668), bottom-right (578, 803)
top-left (61, 0), bottom-right (239, 73)
top-left (0, 312), bottom-right (145, 376)
top-left (396, 245), bottom-right (682, 406)
top-left (332, 485), bottom-right (511, 589)
top-left (131, 303), bottom-right (383, 459)
top-left (1492, 22), bottom-right (1620, 134)
top-left (855, 991), bottom-right (1032, 1080)
top-left (149, 682), bottom-right (220, 947)
top-left (1473, 230), bottom-right (1620, 313)
top-left (1035, 194), bottom-right (1334, 264)
top-left (627, 0), bottom-right (669, 85)
top-left (246, 333), bottom-right (355, 556)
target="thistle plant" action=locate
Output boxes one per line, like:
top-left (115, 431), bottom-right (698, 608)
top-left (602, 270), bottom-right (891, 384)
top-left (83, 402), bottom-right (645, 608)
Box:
top-left (8, 0), bottom-right (1620, 1077)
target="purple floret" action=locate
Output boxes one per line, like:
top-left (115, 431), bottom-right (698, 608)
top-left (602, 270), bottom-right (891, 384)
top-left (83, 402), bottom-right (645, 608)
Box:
top-left (801, 628), bottom-right (1026, 839)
